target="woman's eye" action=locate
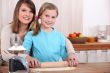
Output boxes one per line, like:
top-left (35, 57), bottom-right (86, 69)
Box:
top-left (22, 9), bottom-right (26, 12)
top-left (30, 11), bottom-right (33, 13)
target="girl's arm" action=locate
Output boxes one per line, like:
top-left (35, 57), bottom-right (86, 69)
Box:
top-left (23, 32), bottom-right (40, 68)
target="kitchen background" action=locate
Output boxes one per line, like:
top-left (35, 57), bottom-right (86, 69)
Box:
top-left (0, 0), bottom-right (110, 62)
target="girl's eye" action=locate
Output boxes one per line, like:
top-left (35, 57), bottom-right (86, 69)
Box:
top-left (45, 15), bottom-right (49, 17)
top-left (52, 16), bottom-right (56, 19)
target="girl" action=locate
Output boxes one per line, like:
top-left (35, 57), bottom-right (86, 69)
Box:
top-left (23, 2), bottom-right (78, 67)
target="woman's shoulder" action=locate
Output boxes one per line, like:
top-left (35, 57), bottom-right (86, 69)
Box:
top-left (1, 24), bottom-right (12, 32)
top-left (1, 24), bottom-right (12, 35)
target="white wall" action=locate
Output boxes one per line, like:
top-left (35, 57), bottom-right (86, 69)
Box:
top-left (0, 1), bottom-right (1, 47)
top-left (83, 0), bottom-right (110, 36)
top-left (1, 0), bottom-right (18, 28)
top-left (72, 0), bottom-right (83, 33)
top-left (0, 0), bottom-right (2, 35)
top-left (109, 0), bottom-right (110, 24)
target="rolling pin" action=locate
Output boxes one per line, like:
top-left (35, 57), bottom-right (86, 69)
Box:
top-left (30, 61), bottom-right (76, 72)
top-left (40, 61), bottom-right (68, 68)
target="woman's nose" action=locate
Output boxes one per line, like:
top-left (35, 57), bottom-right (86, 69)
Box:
top-left (25, 11), bottom-right (31, 16)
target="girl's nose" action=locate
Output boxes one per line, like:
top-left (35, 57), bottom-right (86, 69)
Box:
top-left (48, 17), bottom-right (52, 22)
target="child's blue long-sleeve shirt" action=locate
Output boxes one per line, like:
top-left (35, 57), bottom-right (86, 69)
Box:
top-left (23, 28), bottom-right (67, 62)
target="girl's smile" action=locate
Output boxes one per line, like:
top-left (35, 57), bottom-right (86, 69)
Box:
top-left (40, 9), bottom-right (57, 30)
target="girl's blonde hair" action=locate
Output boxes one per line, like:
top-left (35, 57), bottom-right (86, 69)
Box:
top-left (11, 0), bottom-right (36, 33)
top-left (32, 2), bottom-right (58, 35)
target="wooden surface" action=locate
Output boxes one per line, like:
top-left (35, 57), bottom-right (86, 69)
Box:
top-left (73, 42), bottom-right (110, 51)
top-left (0, 62), bottom-right (110, 73)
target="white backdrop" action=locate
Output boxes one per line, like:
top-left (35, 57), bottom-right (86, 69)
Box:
top-left (0, 0), bottom-right (1, 49)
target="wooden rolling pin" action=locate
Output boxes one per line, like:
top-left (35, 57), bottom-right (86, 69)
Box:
top-left (30, 61), bottom-right (76, 72)
top-left (40, 61), bottom-right (69, 68)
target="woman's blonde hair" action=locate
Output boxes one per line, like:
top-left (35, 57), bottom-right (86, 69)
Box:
top-left (32, 2), bottom-right (58, 35)
top-left (11, 0), bottom-right (36, 33)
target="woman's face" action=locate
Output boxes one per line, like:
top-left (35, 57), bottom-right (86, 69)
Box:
top-left (40, 9), bottom-right (57, 29)
top-left (18, 3), bottom-right (33, 25)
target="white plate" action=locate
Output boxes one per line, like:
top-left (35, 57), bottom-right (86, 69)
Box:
top-left (8, 46), bottom-right (26, 51)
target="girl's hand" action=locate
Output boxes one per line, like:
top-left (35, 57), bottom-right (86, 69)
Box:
top-left (25, 55), bottom-right (40, 68)
top-left (67, 53), bottom-right (78, 67)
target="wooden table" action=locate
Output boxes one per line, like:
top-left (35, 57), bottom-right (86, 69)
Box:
top-left (0, 62), bottom-right (110, 73)
top-left (73, 42), bottom-right (110, 51)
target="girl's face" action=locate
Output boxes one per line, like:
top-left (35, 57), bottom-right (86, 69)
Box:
top-left (18, 3), bottom-right (33, 25)
top-left (40, 9), bottom-right (57, 29)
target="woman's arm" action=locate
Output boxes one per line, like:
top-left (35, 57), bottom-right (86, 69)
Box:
top-left (1, 25), bottom-right (15, 61)
top-left (65, 38), bottom-right (78, 66)
top-left (65, 38), bottom-right (75, 54)
top-left (1, 25), bottom-right (32, 62)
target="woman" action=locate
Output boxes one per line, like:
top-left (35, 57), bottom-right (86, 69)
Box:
top-left (1, 0), bottom-right (37, 61)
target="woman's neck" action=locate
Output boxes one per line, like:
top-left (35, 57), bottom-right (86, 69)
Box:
top-left (19, 24), bottom-right (28, 32)
top-left (18, 24), bottom-right (28, 40)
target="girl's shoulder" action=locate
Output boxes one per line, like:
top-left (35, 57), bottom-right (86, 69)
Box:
top-left (54, 29), bottom-right (64, 36)
top-left (53, 28), bottom-right (66, 39)
top-left (26, 31), bottom-right (33, 36)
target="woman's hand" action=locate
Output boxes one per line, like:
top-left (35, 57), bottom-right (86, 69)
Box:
top-left (25, 55), bottom-right (40, 68)
top-left (67, 53), bottom-right (78, 67)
